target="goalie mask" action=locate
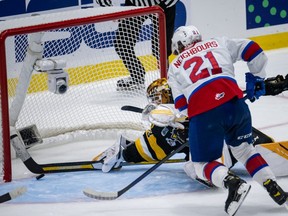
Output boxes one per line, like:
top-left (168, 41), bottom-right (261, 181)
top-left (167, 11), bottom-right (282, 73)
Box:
top-left (171, 25), bottom-right (202, 55)
top-left (147, 78), bottom-right (174, 105)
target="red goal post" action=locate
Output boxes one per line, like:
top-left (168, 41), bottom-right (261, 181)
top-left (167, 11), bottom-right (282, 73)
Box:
top-left (0, 6), bottom-right (167, 182)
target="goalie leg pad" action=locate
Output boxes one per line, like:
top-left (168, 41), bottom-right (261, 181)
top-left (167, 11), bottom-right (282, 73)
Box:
top-left (183, 161), bottom-right (197, 179)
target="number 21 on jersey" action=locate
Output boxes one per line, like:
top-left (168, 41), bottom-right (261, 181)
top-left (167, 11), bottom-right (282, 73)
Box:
top-left (183, 51), bottom-right (222, 83)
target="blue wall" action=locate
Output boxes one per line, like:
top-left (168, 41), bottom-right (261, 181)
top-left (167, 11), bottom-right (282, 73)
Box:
top-left (246, 0), bottom-right (288, 29)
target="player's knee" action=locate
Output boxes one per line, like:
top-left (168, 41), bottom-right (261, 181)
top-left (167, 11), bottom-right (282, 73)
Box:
top-left (230, 142), bottom-right (257, 164)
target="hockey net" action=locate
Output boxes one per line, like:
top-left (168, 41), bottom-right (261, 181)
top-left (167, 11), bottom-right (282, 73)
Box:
top-left (0, 6), bottom-right (167, 182)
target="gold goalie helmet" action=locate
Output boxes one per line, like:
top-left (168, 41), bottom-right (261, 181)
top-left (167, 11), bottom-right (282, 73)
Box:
top-left (146, 78), bottom-right (174, 105)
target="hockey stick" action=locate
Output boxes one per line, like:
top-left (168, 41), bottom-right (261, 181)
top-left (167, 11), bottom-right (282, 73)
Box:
top-left (83, 142), bottom-right (189, 200)
top-left (121, 105), bottom-right (274, 143)
top-left (121, 105), bottom-right (143, 113)
top-left (0, 187), bottom-right (27, 203)
top-left (11, 133), bottom-right (102, 174)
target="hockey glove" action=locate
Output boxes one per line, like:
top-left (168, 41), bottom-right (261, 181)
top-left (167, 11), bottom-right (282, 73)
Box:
top-left (148, 104), bottom-right (185, 129)
top-left (264, 75), bottom-right (288, 96)
top-left (245, 72), bottom-right (265, 102)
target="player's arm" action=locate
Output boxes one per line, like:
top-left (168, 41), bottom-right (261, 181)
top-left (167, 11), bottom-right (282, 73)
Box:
top-left (247, 73), bottom-right (288, 101)
top-left (167, 65), bottom-right (188, 115)
top-left (225, 37), bottom-right (267, 101)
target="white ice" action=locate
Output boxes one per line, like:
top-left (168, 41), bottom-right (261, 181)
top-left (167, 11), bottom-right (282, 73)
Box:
top-left (1, 48), bottom-right (288, 216)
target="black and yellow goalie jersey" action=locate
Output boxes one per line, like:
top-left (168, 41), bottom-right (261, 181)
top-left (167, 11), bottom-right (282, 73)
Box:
top-left (123, 122), bottom-right (189, 163)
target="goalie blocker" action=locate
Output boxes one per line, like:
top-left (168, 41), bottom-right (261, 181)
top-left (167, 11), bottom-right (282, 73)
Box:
top-left (264, 74), bottom-right (288, 96)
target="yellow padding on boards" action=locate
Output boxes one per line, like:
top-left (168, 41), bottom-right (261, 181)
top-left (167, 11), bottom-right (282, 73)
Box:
top-left (7, 55), bottom-right (158, 96)
top-left (249, 32), bottom-right (288, 51)
top-left (261, 141), bottom-right (288, 160)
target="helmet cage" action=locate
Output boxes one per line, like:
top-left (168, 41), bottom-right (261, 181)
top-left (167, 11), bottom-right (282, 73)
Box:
top-left (147, 78), bottom-right (174, 105)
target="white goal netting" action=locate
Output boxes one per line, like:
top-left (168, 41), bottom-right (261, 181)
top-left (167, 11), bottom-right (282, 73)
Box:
top-left (0, 6), bottom-right (167, 182)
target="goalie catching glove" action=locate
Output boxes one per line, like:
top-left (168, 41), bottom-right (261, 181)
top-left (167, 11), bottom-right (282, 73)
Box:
top-left (148, 104), bottom-right (186, 129)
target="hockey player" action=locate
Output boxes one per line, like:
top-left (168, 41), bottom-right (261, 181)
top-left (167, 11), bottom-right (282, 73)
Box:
top-left (148, 25), bottom-right (288, 215)
top-left (95, 78), bottom-right (190, 172)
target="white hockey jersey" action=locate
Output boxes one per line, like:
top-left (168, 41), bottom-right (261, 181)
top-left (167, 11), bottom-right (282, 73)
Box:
top-left (168, 37), bottom-right (268, 118)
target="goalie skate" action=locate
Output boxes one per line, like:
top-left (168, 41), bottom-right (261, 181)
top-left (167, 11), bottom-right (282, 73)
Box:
top-left (102, 135), bottom-right (125, 173)
top-left (92, 135), bottom-right (126, 172)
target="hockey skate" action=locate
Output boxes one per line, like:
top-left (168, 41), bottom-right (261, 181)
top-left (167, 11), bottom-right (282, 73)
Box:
top-left (101, 135), bottom-right (126, 173)
top-left (263, 179), bottom-right (288, 207)
top-left (224, 173), bottom-right (251, 216)
top-left (116, 77), bottom-right (145, 91)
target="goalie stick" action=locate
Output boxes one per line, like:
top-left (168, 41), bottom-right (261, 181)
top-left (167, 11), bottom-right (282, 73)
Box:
top-left (0, 187), bottom-right (27, 203)
top-left (83, 142), bottom-right (189, 200)
top-left (10, 133), bottom-right (187, 174)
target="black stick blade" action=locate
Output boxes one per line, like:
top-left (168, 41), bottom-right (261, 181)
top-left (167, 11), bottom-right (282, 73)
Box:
top-left (121, 106), bottom-right (143, 113)
top-left (0, 186), bottom-right (27, 203)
